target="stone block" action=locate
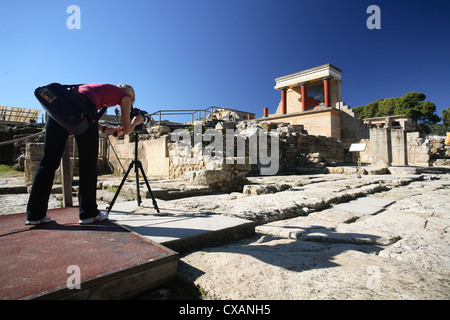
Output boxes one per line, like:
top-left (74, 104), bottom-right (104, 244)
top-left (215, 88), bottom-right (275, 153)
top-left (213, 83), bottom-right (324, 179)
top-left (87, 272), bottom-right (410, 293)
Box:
top-left (290, 124), bottom-right (304, 132)
top-left (24, 160), bottom-right (40, 185)
top-left (205, 160), bottom-right (232, 171)
top-left (149, 125), bottom-right (170, 135)
top-left (194, 170), bottom-right (232, 186)
top-left (184, 170), bottom-right (197, 181)
top-left (366, 166), bottom-right (388, 175)
top-left (432, 159), bottom-right (450, 167)
top-left (25, 143), bottom-right (43, 161)
top-left (388, 166), bottom-right (421, 175)
top-left (326, 167), bottom-right (344, 174)
top-left (215, 122), bottom-right (237, 131)
top-left (242, 183), bottom-right (291, 195)
top-left (24, 159), bottom-right (73, 186)
top-left (258, 122), bottom-right (278, 132)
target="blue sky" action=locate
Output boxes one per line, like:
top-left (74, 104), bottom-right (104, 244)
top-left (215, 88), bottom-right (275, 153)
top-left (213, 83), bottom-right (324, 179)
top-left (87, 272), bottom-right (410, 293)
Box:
top-left (1, 0), bottom-right (449, 122)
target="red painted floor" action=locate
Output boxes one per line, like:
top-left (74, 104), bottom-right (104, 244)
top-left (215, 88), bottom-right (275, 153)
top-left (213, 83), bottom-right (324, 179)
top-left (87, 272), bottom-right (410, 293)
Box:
top-left (0, 207), bottom-right (176, 300)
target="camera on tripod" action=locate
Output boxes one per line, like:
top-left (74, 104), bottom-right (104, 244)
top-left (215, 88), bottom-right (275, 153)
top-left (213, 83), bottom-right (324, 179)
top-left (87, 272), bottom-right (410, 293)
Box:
top-left (106, 107), bottom-right (160, 214)
top-left (130, 106), bottom-right (150, 131)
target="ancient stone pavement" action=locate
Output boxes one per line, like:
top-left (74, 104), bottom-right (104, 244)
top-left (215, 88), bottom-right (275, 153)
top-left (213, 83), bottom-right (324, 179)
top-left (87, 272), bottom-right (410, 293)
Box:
top-left (171, 174), bottom-right (450, 300)
top-left (1, 172), bottom-right (449, 299)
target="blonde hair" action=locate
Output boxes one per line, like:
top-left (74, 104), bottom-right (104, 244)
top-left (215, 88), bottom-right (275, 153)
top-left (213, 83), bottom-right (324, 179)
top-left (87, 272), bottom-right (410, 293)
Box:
top-left (118, 84), bottom-right (135, 104)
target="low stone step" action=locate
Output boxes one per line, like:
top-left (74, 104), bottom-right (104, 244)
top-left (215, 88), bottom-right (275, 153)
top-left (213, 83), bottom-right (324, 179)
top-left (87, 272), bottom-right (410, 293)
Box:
top-left (101, 200), bottom-right (255, 254)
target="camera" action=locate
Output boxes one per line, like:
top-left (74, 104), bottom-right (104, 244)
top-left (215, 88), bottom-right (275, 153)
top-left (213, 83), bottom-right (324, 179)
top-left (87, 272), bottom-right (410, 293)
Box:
top-left (130, 106), bottom-right (150, 131)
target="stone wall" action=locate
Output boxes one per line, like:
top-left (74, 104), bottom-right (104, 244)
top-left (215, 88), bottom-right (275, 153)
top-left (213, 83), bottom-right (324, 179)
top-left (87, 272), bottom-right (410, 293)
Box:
top-left (0, 124), bottom-right (43, 166)
top-left (108, 126), bottom-right (252, 192)
top-left (368, 127), bottom-right (408, 166)
top-left (107, 133), bottom-right (170, 177)
top-left (406, 133), bottom-right (450, 167)
top-left (262, 108), bottom-right (342, 139)
top-left (368, 128), bottom-right (391, 167)
top-left (406, 132), bottom-right (430, 166)
top-left (105, 127), bottom-right (448, 194)
top-left (391, 129), bottom-right (407, 166)
top-left (170, 121), bottom-right (345, 183)
top-left (168, 124), bottom-right (252, 192)
top-left (107, 121), bottom-right (345, 192)
top-left (364, 131), bottom-right (449, 168)
top-left (22, 123), bottom-right (448, 193)
top-left (24, 142), bottom-right (73, 186)
top-left (339, 108), bottom-right (370, 143)
top-left (429, 136), bottom-right (449, 166)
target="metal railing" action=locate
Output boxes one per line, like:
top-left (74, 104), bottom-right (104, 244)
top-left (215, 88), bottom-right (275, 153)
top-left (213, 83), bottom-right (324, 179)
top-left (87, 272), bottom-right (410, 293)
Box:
top-left (149, 106), bottom-right (217, 125)
top-left (148, 106), bottom-right (256, 125)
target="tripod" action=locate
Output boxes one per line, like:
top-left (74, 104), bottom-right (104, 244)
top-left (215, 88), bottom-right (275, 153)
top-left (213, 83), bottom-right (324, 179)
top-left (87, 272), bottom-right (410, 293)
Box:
top-left (106, 131), bottom-right (160, 214)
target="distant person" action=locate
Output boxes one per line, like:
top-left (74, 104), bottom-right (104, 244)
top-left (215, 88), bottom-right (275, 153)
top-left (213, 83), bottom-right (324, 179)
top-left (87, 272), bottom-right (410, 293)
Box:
top-left (26, 83), bottom-right (144, 225)
top-left (1, 111), bottom-right (5, 121)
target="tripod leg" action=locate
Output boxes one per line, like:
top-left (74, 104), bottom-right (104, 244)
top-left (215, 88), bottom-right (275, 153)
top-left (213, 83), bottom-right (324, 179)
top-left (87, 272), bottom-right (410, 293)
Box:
top-left (137, 163), bottom-right (160, 213)
top-left (106, 161), bottom-right (134, 213)
top-left (135, 160), bottom-right (141, 206)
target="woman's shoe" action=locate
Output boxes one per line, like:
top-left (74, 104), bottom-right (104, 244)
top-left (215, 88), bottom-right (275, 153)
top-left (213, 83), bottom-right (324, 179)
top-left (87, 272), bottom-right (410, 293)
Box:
top-left (26, 215), bottom-right (52, 225)
top-left (79, 211), bottom-right (108, 225)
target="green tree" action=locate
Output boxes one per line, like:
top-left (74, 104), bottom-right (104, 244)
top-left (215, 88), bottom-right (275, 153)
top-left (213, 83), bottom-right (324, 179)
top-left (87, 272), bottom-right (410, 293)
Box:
top-left (355, 99), bottom-right (384, 119)
top-left (394, 92), bottom-right (439, 128)
top-left (417, 101), bottom-right (440, 125)
top-left (378, 97), bottom-right (398, 116)
top-left (429, 123), bottom-right (450, 135)
top-left (356, 92), bottom-right (440, 133)
top-left (442, 107), bottom-right (450, 126)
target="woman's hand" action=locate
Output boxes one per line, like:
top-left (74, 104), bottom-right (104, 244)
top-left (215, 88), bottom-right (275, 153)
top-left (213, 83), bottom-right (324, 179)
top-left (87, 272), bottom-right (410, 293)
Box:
top-left (99, 124), bottom-right (124, 137)
top-left (131, 114), bottom-right (144, 127)
top-left (111, 127), bottom-right (124, 137)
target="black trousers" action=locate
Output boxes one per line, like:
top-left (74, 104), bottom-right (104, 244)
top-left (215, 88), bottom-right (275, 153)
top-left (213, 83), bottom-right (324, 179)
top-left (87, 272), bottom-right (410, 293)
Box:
top-left (27, 114), bottom-right (99, 221)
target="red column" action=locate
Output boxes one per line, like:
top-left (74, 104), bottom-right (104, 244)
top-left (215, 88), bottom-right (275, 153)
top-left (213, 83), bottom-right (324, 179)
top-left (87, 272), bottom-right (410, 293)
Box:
top-left (300, 82), bottom-right (308, 111)
top-left (323, 77), bottom-right (332, 108)
top-left (263, 107), bottom-right (269, 117)
top-left (281, 88), bottom-right (287, 114)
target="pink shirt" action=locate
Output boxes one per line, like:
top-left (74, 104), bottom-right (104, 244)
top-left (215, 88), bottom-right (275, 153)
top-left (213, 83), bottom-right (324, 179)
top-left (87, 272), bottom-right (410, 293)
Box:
top-left (73, 83), bottom-right (130, 110)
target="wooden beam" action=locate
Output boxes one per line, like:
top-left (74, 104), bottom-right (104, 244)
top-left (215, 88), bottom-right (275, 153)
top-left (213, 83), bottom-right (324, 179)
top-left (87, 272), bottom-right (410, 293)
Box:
top-left (60, 139), bottom-right (73, 207)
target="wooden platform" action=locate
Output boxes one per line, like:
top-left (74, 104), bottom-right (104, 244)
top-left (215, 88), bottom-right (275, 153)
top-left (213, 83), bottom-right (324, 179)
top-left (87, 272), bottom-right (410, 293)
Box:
top-left (0, 207), bottom-right (178, 300)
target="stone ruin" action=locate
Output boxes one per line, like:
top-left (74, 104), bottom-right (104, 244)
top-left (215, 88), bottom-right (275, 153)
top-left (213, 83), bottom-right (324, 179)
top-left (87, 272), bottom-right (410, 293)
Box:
top-left (1, 118), bottom-right (448, 195)
top-left (105, 120), bottom-right (346, 193)
top-left (0, 123), bottom-right (43, 169)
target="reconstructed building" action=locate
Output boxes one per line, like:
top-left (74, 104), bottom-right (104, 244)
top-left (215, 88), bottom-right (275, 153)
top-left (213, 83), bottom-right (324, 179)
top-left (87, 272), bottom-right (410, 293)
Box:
top-left (363, 115), bottom-right (413, 132)
top-left (258, 64), bottom-right (368, 143)
top-left (274, 63), bottom-right (343, 113)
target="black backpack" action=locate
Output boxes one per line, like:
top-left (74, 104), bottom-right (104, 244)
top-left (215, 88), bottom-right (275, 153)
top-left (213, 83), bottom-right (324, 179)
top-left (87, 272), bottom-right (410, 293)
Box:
top-left (35, 83), bottom-right (106, 135)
